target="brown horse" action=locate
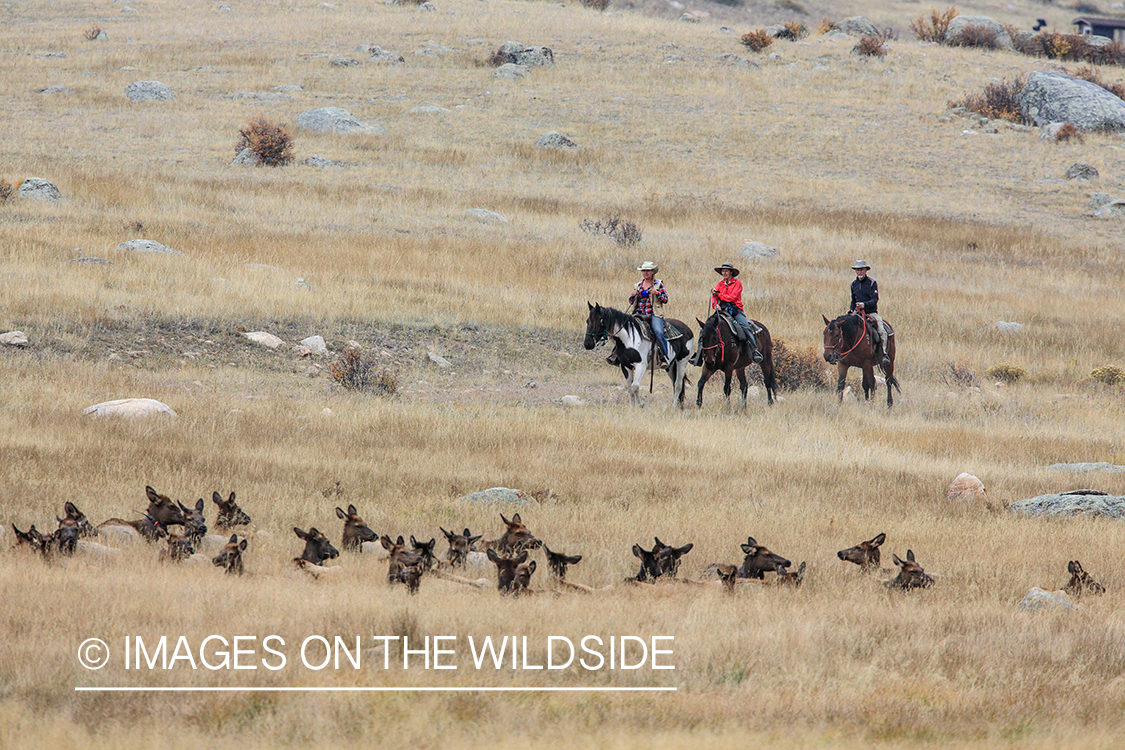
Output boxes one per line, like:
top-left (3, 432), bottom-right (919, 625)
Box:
top-left (822, 313), bottom-right (900, 407)
top-left (695, 312), bottom-right (776, 408)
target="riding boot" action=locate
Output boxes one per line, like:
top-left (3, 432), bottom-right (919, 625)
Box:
top-left (745, 336), bottom-right (763, 364)
top-left (877, 341), bottom-right (890, 367)
top-left (606, 350), bottom-right (619, 366)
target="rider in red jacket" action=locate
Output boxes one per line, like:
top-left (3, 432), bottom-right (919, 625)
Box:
top-left (710, 263), bottom-right (762, 364)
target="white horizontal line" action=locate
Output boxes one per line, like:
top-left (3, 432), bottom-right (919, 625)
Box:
top-left (75, 686), bottom-right (676, 693)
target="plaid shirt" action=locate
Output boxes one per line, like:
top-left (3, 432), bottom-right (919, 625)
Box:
top-left (630, 280), bottom-right (667, 316)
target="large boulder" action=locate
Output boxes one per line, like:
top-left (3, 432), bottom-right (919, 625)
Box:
top-left (836, 17), bottom-right (880, 37)
top-left (535, 131), bottom-right (578, 149)
top-left (456, 487), bottom-right (533, 505)
top-left (17, 177), bottom-right (61, 202)
top-left (296, 107), bottom-right (384, 135)
top-left (1017, 587), bottom-right (1076, 611)
top-left (497, 41), bottom-right (554, 68)
top-left (1009, 489), bottom-right (1125, 519)
top-left (947, 472), bottom-right (987, 504)
top-left (115, 239), bottom-right (184, 255)
top-left (944, 16), bottom-right (1013, 50)
top-left (1018, 71), bottom-right (1125, 131)
top-left (84, 398), bottom-right (177, 419)
top-left (125, 81), bottom-right (175, 102)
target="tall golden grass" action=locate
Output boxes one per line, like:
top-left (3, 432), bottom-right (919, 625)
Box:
top-left (2, 0), bottom-right (1125, 747)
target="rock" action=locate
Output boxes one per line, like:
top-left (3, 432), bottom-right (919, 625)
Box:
top-left (1064, 162), bottom-right (1098, 181)
top-left (945, 16), bottom-right (1014, 50)
top-left (946, 472), bottom-right (986, 504)
top-left (291, 277), bottom-right (311, 290)
top-left (115, 239), bottom-right (183, 255)
top-left (296, 107), bottom-right (384, 135)
top-left (305, 366), bottom-right (322, 377)
top-left (125, 81), bottom-right (175, 102)
top-left (95, 29), bottom-right (108, 40)
top-left (464, 208), bottom-right (508, 224)
top-left (16, 177), bottom-right (61, 202)
top-left (231, 148), bottom-right (261, 166)
top-left (1046, 462), bottom-right (1125, 473)
top-left (1094, 202), bottom-right (1125, 218)
top-left (419, 2), bottom-right (435, 10)
top-left (738, 241), bottom-right (779, 261)
top-left (1017, 587), bottom-right (1075, 611)
top-left (39, 84), bottom-right (68, 95)
top-left (497, 42), bottom-right (554, 68)
top-left (84, 398), bottom-right (177, 419)
top-left (1019, 71), bottom-right (1125, 131)
top-left (328, 56), bottom-right (361, 68)
top-left (300, 335), bottom-right (329, 355)
top-left (410, 105), bottom-right (452, 114)
top-left (294, 345), bottom-right (312, 357)
top-left (244, 331), bottom-right (285, 349)
top-left (993, 321), bottom-right (1024, 332)
top-left (535, 131), bottom-right (578, 149)
top-left (366, 47), bottom-right (405, 64)
top-left (274, 85), bottom-right (303, 92)
top-left (678, 12), bottom-right (699, 22)
top-left (492, 63), bottom-right (528, 79)
top-left (65, 257), bottom-right (111, 266)
top-left (456, 487), bottom-right (532, 505)
top-left (304, 155), bottom-right (341, 168)
top-left (320, 408), bottom-right (335, 418)
top-left (560, 395), bottom-right (584, 407)
top-left (427, 351), bottom-right (451, 368)
top-left (1086, 193), bottom-right (1118, 209)
top-left (0, 331), bottom-right (29, 347)
top-left (836, 16), bottom-right (880, 37)
top-left (1009, 490), bottom-right (1125, 519)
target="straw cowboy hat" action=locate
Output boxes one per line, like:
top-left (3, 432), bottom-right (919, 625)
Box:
top-left (713, 262), bottom-right (740, 277)
top-left (851, 260), bottom-right (871, 270)
top-left (637, 261), bottom-right (658, 272)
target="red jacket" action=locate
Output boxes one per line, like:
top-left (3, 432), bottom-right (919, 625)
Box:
top-left (711, 278), bottom-right (743, 310)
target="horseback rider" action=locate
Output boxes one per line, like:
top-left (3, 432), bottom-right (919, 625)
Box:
top-left (709, 263), bottom-right (763, 364)
top-left (849, 260), bottom-right (890, 366)
top-left (628, 261), bottom-right (672, 370)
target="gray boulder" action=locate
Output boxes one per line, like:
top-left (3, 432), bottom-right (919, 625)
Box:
top-left (464, 208), bottom-right (508, 224)
top-left (304, 155), bottom-right (341, 168)
top-left (738, 241), bottom-right (779, 260)
top-left (836, 17), bottom-right (880, 37)
top-left (1064, 162), bottom-right (1098, 181)
top-left (125, 81), bottom-right (175, 102)
top-left (1019, 71), bottom-right (1125, 131)
top-left (17, 178), bottom-right (61, 202)
top-left (300, 335), bottom-right (329, 355)
top-left (39, 84), bottom-right (69, 95)
top-left (1017, 587), bottom-right (1076, 611)
top-left (536, 131), bottom-right (578, 149)
top-left (231, 148), bottom-right (261, 166)
top-left (115, 239), bottom-right (184, 255)
top-left (945, 16), bottom-right (1013, 50)
top-left (1046, 462), bottom-right (1125, 473)
top-left (84, 398), bottom-right (177, 419)
top-left (498, 41), bottom-right (554, 68)
top-left (992, 321), bottom-right (1024, 332)
top-left (296, 107), bottom-right (384, 135)
top-left (1009, 489), bottom-right (1125, 519)
top-left (1094, 201), bottom-right (1125, 218)
top-left (456, 487), bottom-right (533, 505)
top-left (366, 46), bottom-right (405, 64)
top-left (0, 331), bottom-right (29, 348)
top-left (492, 63), bottom-right (528, 79)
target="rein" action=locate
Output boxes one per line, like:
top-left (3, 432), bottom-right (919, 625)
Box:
top-left (829, 311), bottom-right (866, 359)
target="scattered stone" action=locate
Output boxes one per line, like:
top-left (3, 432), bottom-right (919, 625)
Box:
top-left (328, 56), bottom-right (361, 68)
top-left (366, 46), bottom-right (405, 64)
top-left (304, 155), bottom-right (341, 168)
top-left (95, 29), bottom-right (108, 40)
top-left (320, 407), bottom-right (335, 417)
top-left (294, 345), bottom-right (312, 357)
top-left (1046, 462), bottom-right (1125, 473)
top-left (1094, 201), bottom-right (1125, 218)
top-left (218, 5), bottom-right (232, 11)
top-left (419, 2), bottom-right (436, 10)
top-left (560, 395), bottom-right (584, 407)
top-left (65, 257), bottom-right (111, 266)
top-left (39, 84), bottom-right (68, 95)
top-left (410, 105), bottom-right (452, 114)
top-left (1017, 587), bottom-right (1075, 611)
top-left (536, 131), bottom-right (578, 149)
top-left (244, 331), bottom-right (285, 349)
top-left (16, 178), bottom-right (61, 202)
top-left (738, 241), bottom-right (779, 261)
top-left (291, 277), bottom-right (311, 290)
top-left (273, 85), bottom-right (303, 92)
top-left (125, 81), bottom-right (175, 102)
top-left (83, 398), bottom-right (177, 419)
top-left (121, 5), bottom-right (138, 13)
top-left (1019, 71), bottom-right (1125, 131)
top-left (492, 63), bottom-right (528, 79)
top-left (946, 472), bottom-right (987, 504)
top-left (1009, 490), bottom-right (1125, 519)
top-left (300, 335), bottom-right (329, 355)
top-left (427, 351), bottom-right (451, 368)
top-left (231, 148), bottom-right (261, 166)
top-left (718, 26), bottom-right (735, 34)
top-left (944, 16), bottom-right (1014, 50)
top-left (464, 208), bottom-right (508, 224)
top-left (296, 107), bottom-right (384, 135)
top-left (1086, 193), bottom-right (1118, 209)
top-left (0, 331), bottom-right (29, 348)
top-left (1064, 162), bottom-right (1098, 181)
top-left (836, 16), bottom-right (880, 37)
top-left (679, 12), bottom-right (699, 22)
top-left (993, 321), bottom-right (1024, 332)
top-left (115, 239), bottom-right (183, 255)
top-left (305, 366), bottom-right (322, 378)
top-left (497, 42), bottom-right (554, 68)
top-left (456, 487), bottom-right (532, 505)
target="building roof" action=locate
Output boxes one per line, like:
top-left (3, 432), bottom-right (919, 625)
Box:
top-left (1072, 16), bottom-right (1125, 28)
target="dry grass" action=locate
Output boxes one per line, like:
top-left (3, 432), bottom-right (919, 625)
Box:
top-left (2, 0), bottom-right (1125, 747)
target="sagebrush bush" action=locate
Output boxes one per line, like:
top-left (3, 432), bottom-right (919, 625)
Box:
top-left (330, 345), bottom-right (398, 395)
top-left (579, 0), bottom-right (610, 9)
top-left (0, 179), bottom-right (12, 203)
top-left (986, 363), bottom-right (1027, 383)
top-left (949, 24), bottom-right (999, 49)
top-left (83, 24), bottom-right (101, 41)
top-left (816, 18), bottom-right (838, 34)
top-left (1090, 365), bottom-right (1125, 385)
top-left (1039, 32), bottom-right (1080, 60)
top-left (910, 7), bottom-right (958, 43)
top-left (777, 21), bottom-right (809, 41)
top-left (486, 48), bottom-right (510, 67)
top-left (1083, 40), bottom-right (1125, 67)
top-left (854, 35), bottom-right (887, 56)
top-left (949, 77), bottom-right (1026, 123)
top-left (773, 339), bottom-right (829, 390)
top-left (740, 30), bottom-right (774, 53)
top-left (237, 116), bottom-right (294, 166)
top-left (1055, 123), bottom-right (1084, 143)
top-left (942, 358), bottom-right (978, 388)
top-left (580, 214), bottom-right (642, 247)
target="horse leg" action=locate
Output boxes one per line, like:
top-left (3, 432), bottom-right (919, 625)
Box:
top-left (736, 366), bottom-right (749, 409)
top-left (862, 365), bottom-right (875, 401)
top-left (696, 366), bottom-right (714, 408)
top-left (723, 368), bottom-right (734, 404)
top-left (836, 363), bottom-right (848, 402)
top-left (672, 359), bottom-right (687, 409)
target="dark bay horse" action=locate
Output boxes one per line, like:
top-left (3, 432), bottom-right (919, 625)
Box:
top-left (584, 303), bottom-right (695, 408)
top-left (695, 312), bottom-right (776, 408)
top-left (822, 313), bottom-right (900, 407)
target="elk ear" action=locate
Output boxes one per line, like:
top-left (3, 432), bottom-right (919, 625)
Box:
top-left (396, 535), bottom-right (405, 546)
top-left (514, 550), bottom-right (528, 564)
top-left (380, 535), bottom-right (394, 550)
top-left (741, 543), bottom-right (754, 554)
top-left (487, 548), bottom-right (501, 563)
top-left (906, 549), bottom-right (916, 562)
top-left (213, 491), bottom-right (224, 505)
top-left (462, 528), bottom-right (472, 536)
top-left (228, 492), bottom-right (236, 503)
top-left (336, 507), bottom-right (347, 519)
top-left (308, 527), bottom-right (321, 537)
top-left (746, 536), bottom-right (758, 547)
top-left (696, 317), bottom-right (705, 327)
top-left (146, 486), bottom-right (158, 502)
top-left (57, 516), bottom-right (63, 524)
top-left (797, 561), bottom-right (807, 575)
top-left (542, 544), bottom-right (554, 556)
top-left (440, 527), bottom-right (451, 539)
top-left (570, 554), bottom-right (583, 564)
top-left (238, 539), bottom-right (248, 551)
top-left (347, 504), bottom-right (357, 516)
top-left (229, 534), bottom-right (238, 543)
top-left (871, 533), bottom-right (886, 547)
top-left (1068, 561), bottom-right (1081, 574)
top-left (893, 554), bottom-right (904, 566)
top-left (469, 535), bottom-right (482, 545)
top-left (527, 560), bottom-right (536, 574)
top-left (195, 498), bottom-right (205, 512)
top-left (410, 535), bottom-right (419, 546)
top-left (511, 513), bottom-right (522, 524)
top-left (677, 543), bottom-right (694, 555)
top-left (823, 315), bottom-right (831, 325)
top-left (65, 501), bottom-right (79, 516)
top-left (500, 513), bottom-right (511, 526)
top-left (294, 527), bottom-right (308, 540)
top-left (587, 301), bottom-right (593, 310)
top-left (178, 501), bottom-right (189, 512)
top-left (632, 544), bottom-right (644, 559)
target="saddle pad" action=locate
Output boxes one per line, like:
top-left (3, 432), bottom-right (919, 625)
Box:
top-left (665, 320), bottom-right (682, 340)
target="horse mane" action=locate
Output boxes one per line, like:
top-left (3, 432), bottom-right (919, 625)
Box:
top-left (833, 313), bottom-right (862, 340)
top-left (598, 305), bottom-right (648, 339)
top-left (701, 312), bottom-right (721, 341)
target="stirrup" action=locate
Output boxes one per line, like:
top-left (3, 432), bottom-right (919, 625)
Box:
top-left (752, 351), bottom-right (764, 364)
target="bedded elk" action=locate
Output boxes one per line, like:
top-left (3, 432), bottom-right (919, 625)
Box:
top-left (212, 534), bottom-right (248, 575)
top-left (99, 486), bottom-right (186, 541)
top-left (837, 532), bottom-right (885, 572)
top-left (293, 527), bottom-right (339, 566)
top-left (178, 499), bottom-right (208, 545)
top-left (1064, 561), bottom-right (1105, 597)
top-left (484, 513), bottom-right (542, 554)
top-left (487, 548), bottom-right (536, 595)
top-left (888, 550), bottom-right (934, 590)
top-left (440, 527), bottom-right (482, 568)
top-left (51, 501), bottom-right (95, 556)
top-left (738, 537), bottom-right (791, 579)
top-left (631, 538), bottom-right (692, 582)
top-left (776, 561), bottom-right (807, 587)
top-left (715, 564), bottom-right (738, 591)
top-left (158, 531), bottom-right (195, 563)
top-left (336, 504), bottom-right (377, 552)
top-left (12, 524), bottom-right (50, 556)
top-left (411, 536), bottom-right (437, 571)
top-left (380, 535), bottom-right (425, 593)
top-left (543, 544), bottom-right (594, 593)
top-left (212, 491), bottom-right (251, 529)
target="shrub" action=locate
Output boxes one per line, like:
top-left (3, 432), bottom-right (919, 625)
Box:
top-left (949, 76), bottom-right (1026, 123)
top-left (330, 345), bottom-right (399, 395)
top-left (1039, 32), bottom-right (1079, 59)
top-left (1067, 66), bottom-right (1125, 99)
top-left (83, 24), bottom-right (102, 41)
top-left (579, 0), bottom-right (610, 9)
top-left (986, 363), bottom-right (1027, 383)
top-left (1090, 365), bottom-right (1125, 385)
top-left (777, 21), bottom-right (809, 41)
top-left (740, 30), bottom-right (774, 53)
top-left (0, 179), bottom-right (12, 203)
top-left (1055, 122), bottom-right (1084, 143)
top-left (949, 24), bottom-right (999, 49)
top-left (1083, 40), bottom-right (1125, 67)
top-left (854, 35), bottom-right (887, 56)
top-left (942, 358), bottom-right (978, 388)
top-left (486, 48), bottom-right (510, 67)
top-left (237, 116), bottom-right (294, 166)
top-left (816, 18), bottom-right (838, 34)
top-left (910, 7), bottom-right (958, 43)
top-left (123, 219), bottom-right (145, 233)
top-left (580, 214), bottom-right (642, 247)
top-left (772, 339), bottom-right (829, 390)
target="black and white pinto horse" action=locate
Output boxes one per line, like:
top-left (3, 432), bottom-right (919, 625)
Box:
top-left (584, 303), bottom-right (695, 408)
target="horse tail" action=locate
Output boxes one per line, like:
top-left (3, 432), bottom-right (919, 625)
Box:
top-left (882, 367), bottom-right (901, 393)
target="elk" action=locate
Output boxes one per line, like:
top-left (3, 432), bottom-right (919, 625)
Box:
top-left (336, 504), bottom-right (377, 552)
top-left (178, 499), bottom-right (208, 545)
top-left (1064, 560), bottom-right (1105, 597)
top-left (631, 542), bottom-right (663, 582)
top-left (487, 548), bottom-right (536, 595)
top-left (738, 536), bottom-right (791, 579)
top-left (484, 513), bottom-right (542, 554)
top-left (52, 501), bottom-right (92, 555)
top-left (410, 536), bottom-right (437, 571)
top-left (212, 490), bottom-right (251, 529)
top-left (212, 534), bottom-right (247, 575)
top-left (293, 527), bottom-right (339, 566)
top-left (159, 531), bottom-right (195, 563)
top-left (776, 561), bottom-right (807, 587)
top-left (543, 544), bottom-right (593, 593)
top-left (99, 486), bottom-right (186, 541)
top-left (837, 532), bottom-right (885, 572)
top-left (888, 550), bottom-right (934, 590)
top-left (654, 537), bottom-right (693, 578)
top-left (714, 564), bottom-right (739, 591)
top-left (98, 512), bottom-right (168, 542)
top-left (440, 527), bottom-right (482, 568)
top-left (380, 535), bottom-right (425, 592)
top-left (12, 524), bottom-right (50, 556)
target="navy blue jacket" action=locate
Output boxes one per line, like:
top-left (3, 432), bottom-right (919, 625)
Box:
top-left (850, 276), bottom-right (879, 314)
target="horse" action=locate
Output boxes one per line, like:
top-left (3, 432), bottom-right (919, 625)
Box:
top-left (821, 313), bottom-right (900, 407)
top-left (694, 312), bottom-right (776, 408)
top-left (584, 303), bottom-right (695, 408)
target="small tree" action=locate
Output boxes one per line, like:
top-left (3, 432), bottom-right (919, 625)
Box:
top-left (237, 116), bottom-right (295, 166)
top-left (910, 7), bottom-right (958, 43)
top-left (740, 30), bottom-right (774, 53)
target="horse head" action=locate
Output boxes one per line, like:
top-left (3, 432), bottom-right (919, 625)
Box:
top-left (584, 302), bottom-right (604, 350)
top-left (822, 314), bottom-right (859, 365)
top-left (696, 313), bottom-right (724, 369)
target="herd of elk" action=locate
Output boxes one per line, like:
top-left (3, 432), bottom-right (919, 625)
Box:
top-left (9, 492), bottom-right (1111, 601)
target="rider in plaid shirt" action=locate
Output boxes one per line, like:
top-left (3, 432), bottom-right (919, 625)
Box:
top-left (628, 261), bottom-right (672, 369)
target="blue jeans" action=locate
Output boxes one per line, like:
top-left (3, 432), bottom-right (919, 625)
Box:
top-left (651, 316), bottom-right (671, 362)
top-left (721, 306), bottom-right (755, 343)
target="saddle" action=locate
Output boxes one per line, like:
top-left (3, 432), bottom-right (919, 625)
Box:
top-left (717, 311), bottom-right (760, 342)
top-left (605, 315), bottom-right (679, 367)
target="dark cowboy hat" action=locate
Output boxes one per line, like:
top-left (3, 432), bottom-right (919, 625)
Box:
top-left (713, 263), bottom-right (740, 277)
top-left (851, 259), bottom-right (871, 270)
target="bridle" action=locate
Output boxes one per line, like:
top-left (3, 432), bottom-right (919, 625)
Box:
top-left (825, 311), bottom-right (865, 359)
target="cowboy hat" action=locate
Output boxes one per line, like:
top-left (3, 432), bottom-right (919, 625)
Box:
top-left (637, 261), bottom-right (658, 272)
top-left (713, 263), bottom-right (740, 277)
top-left (851, 260), bottom-right (871, 270)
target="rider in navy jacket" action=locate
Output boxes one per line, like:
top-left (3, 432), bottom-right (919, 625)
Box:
top-left (850, 274), bottom-right (878, 314)
top-left (848, 261), bottom-right (889, 365)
